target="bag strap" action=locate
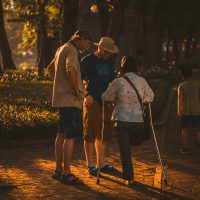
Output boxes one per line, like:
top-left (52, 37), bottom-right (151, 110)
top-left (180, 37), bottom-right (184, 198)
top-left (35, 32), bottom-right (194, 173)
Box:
top-left (123, 75), bottom-right (144, 112)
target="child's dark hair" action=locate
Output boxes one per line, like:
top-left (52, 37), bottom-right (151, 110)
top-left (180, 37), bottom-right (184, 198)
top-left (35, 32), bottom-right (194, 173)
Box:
top-left (180, 66), bottom-right (192, 79)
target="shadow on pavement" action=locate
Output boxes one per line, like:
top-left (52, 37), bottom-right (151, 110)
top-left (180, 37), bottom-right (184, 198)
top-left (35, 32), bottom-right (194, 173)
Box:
top-left (129, 181), bottom-right (193, 200)
top-left (96, 174), bottom-right (194, 200)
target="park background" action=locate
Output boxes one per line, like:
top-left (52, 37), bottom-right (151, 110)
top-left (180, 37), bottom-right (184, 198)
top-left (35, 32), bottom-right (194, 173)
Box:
top-left (0, 0), bottom-right (200, 139)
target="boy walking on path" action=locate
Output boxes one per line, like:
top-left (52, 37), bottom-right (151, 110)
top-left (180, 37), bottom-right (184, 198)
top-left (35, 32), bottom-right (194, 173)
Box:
top-left (178, 66), bottom-right (200, 154)
top-left (81, 37), bottom-right (119, 175)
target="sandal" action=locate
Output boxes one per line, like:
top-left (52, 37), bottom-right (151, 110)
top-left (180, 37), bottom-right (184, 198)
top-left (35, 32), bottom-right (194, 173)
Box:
top-left (100, 164), bottom-right (117, 172)
top-left (60, 173), bottom-right (84, 185)
top-left (86, 166), bottom-right (98, 176)
top-left (52, 170), bottom-right (62, 180)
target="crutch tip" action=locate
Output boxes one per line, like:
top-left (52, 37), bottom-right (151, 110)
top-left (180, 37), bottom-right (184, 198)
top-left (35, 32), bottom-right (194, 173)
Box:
top-left (96, 178), bottom-right (100, 185)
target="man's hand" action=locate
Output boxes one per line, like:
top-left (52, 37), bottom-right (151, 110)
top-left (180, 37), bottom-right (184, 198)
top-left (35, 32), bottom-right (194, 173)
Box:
top-left (86, 95), bottom-right (94, 106)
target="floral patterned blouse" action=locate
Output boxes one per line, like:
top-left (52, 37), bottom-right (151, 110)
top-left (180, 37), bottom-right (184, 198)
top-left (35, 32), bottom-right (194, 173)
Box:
top-left (102, 72), bottom-right (154, 122)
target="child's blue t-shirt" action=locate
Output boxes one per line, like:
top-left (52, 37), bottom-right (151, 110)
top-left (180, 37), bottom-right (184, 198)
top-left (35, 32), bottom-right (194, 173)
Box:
top-left (81, 53), bottom-right (115, 102)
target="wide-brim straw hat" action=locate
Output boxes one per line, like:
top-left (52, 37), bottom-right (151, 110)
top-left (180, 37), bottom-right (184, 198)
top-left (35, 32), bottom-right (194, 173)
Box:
top-left (94, 37), bottom-right (119, 54)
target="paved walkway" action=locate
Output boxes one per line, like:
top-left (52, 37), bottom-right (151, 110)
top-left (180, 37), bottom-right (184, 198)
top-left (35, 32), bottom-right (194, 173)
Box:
top-left (0, 70), bottom-right (199, 200)
top-left (1, 121), bottom-right (199, 199)
top-left (160, 69), bottom-right (200, 200)
top-left (0, 136), bottom-right (161, 200)
top-left (161, 94), bottom-right (200, 200)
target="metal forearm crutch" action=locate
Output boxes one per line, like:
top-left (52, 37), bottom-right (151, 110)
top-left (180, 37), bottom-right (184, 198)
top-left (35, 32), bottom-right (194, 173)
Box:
top-left (96, 101), bottom-right (104, 184)
top-left (148, 103), bottom-right (168, 185)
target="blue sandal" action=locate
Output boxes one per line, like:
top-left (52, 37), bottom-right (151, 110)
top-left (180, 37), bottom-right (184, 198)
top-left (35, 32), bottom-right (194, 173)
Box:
top-left (87, 166), bottom-right (98, 176)
top-left (52, 170), bottom-right (62, 180)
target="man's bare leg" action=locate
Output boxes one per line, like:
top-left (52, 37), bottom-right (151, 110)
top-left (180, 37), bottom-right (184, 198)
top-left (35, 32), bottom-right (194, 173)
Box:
top-left (84, 141), bottom-right (94, 167)
top-left (182, 127), bottom-right (189, 148)
top-left (95, 139), bottom-right (106, 168)
top-left (55, 132), bottom-right (64, 172)
top-left (63, 139), bottom-right (75, 175)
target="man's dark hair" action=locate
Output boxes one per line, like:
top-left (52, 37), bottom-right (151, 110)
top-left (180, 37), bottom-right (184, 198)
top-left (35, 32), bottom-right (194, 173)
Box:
top-left (120, 56), bottom-right (138, 73)
top-left (180, 66), bottom-right (193, 80)
top-left (70, 29), bottom-right (92, 41)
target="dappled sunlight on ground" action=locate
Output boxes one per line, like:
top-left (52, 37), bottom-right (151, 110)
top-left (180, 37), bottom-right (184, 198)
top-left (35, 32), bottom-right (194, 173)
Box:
top-left (0, 137), bottom-right (161, 199)
top-left (33, 159), bottom-right (55, 171)
top-left (0, 165), bottom-right (32, 185)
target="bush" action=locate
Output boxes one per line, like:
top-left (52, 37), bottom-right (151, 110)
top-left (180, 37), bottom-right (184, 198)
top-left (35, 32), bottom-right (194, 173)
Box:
top-left (0, 69), bottom-right (51, 82)
top-left (148, 79), bottom-right (171, 120)
top-left (0, 81), bottom-right (58, 139)
top-left (0, 77), bottom-right (171, 139)
top-left (140, 65), bottom-right (181, 84)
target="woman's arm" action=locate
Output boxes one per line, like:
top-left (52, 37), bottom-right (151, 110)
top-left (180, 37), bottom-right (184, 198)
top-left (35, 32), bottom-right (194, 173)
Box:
top-left (143, 79), bottom-right (154, 103)
top-left (102, 79), bottom-right (118, 102)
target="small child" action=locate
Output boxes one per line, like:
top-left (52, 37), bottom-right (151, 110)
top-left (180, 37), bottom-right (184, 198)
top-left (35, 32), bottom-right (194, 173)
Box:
top-left (178, 66), bottom-right (200, 154)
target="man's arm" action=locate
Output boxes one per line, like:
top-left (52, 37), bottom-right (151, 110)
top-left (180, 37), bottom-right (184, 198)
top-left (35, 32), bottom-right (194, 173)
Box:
top-left (47, 59), bottom-right (55, 78)
top-left (67, 66), bottom-right (80, 99)
top-left (81, 57), bottom-right (94, 105)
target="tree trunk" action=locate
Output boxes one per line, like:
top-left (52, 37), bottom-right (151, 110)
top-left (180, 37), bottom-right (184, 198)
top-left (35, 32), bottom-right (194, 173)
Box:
top-left (154, 23), bottom-right (163, 65)
top-left (172, 34), bottom-right (179, 62)
top-left (142, 0), bottom-right (159, 66)
top-left (38, 0), bottom-right (48, 78)
top-left (0, 63), bottom-right (3, 75)
top-left (96, 0), bottom-right (111, 36)
top-left (0, 0), bottom-right (16, 70)
top-left (61, 0), bottom-right (79, 44)
top-left (184, 36), bottom-right (192, 59)
top-left (135, 0), bottom-right (145, 65)
top-left (107, 0), bottom-right (130, 44)
top-left (37, 0), bottom-right (48, 78)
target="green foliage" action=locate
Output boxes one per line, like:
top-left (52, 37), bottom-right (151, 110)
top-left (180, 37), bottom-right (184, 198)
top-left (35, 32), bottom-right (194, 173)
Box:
top-left (8, 0), bottom-right (62, 51)
top-left (0, 69), bottom-right (51, 82)
top-left (0, 70), bottom-right (171, 139)
top-left (18, 23), bottom-right (37, 51)
top-left (0, 80), bottom-right (57, 139)
top-left (148, 79), bottom-right (171, 120)
top-left (140, 65), bottom-right (181, 84)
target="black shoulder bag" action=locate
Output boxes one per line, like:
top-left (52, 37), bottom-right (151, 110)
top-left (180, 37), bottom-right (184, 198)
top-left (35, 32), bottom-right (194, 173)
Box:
top-left (123, 76), bottom-right (152, 145)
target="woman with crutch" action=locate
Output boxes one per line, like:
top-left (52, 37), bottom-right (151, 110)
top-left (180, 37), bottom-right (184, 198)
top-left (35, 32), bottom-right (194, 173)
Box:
top-left (101, 56), bottom-right (154, 186)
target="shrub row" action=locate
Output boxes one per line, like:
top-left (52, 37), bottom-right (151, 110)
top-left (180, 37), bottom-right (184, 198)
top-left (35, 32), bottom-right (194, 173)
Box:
top-left (0, 78), bottom-right (171, 139)
top-left (0, 69), bottom-right (50, 82)
top-left (140, 65), bottom-right (181, 83)
top-left (0, 81), bottom-right (57, 139)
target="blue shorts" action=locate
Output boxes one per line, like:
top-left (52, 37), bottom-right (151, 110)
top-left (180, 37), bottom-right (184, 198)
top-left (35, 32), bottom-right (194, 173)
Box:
top-left (181, 115), bottom-right (200, 130)
top-left (58, 107), bottom-right (83, 139)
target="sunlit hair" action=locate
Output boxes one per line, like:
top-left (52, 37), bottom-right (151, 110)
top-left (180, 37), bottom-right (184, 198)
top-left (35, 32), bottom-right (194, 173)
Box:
top-left (70, 29), bottom-right (92, 41)
top-left (120, 56), bottom-right (138, 73)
